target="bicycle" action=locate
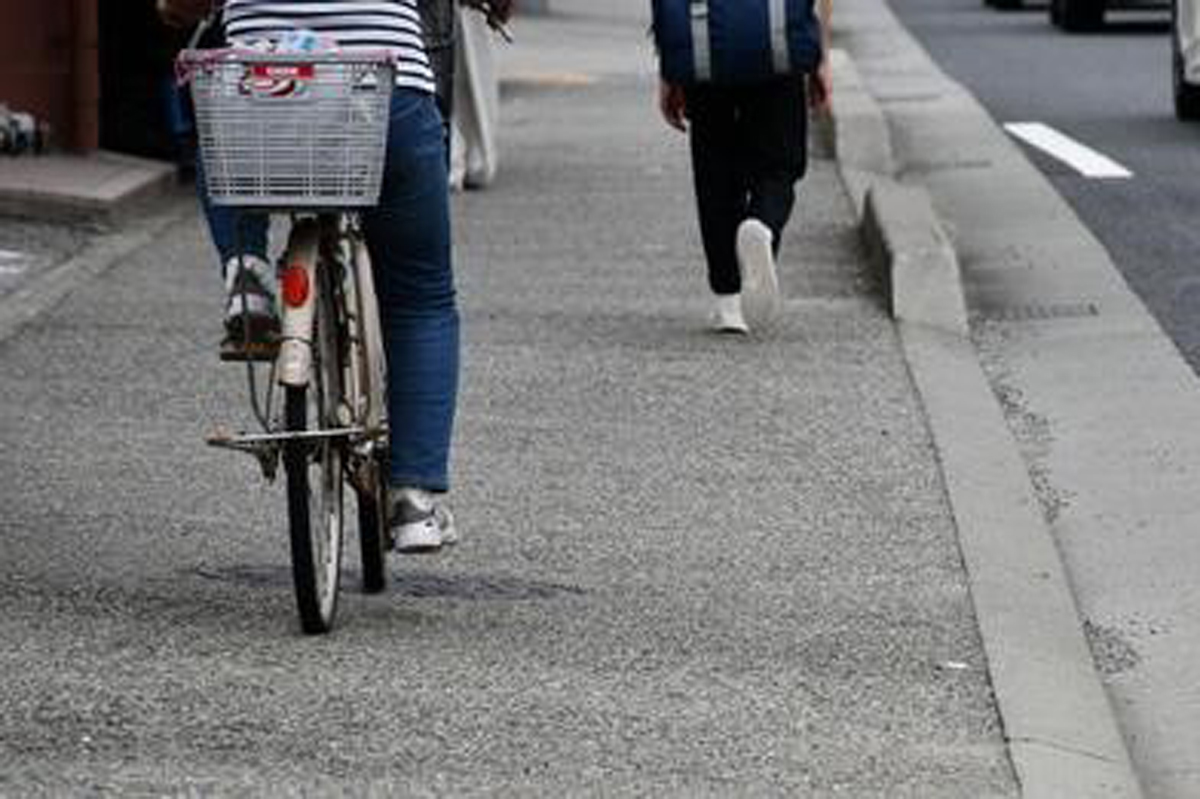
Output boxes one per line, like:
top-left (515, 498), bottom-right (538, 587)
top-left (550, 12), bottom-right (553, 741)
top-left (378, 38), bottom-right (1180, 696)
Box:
top-left (179, 46), bottom-right (396, 634)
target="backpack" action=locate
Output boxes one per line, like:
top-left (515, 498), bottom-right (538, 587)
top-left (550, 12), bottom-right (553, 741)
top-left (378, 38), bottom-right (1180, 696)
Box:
top-left (651, 0), bottom-right (822, 86)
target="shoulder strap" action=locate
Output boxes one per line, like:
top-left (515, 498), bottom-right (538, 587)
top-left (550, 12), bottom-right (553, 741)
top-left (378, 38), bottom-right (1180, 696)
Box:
top-left (769, 0), bottom-right (791, 74)
top-left (689, 0), bottom-right (712, 82)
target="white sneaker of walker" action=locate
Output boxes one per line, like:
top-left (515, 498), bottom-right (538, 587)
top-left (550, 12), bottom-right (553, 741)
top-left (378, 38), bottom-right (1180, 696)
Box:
top-left (736, 219), bottom-right (781, 331)
top-left (711, 294), bottom-right (750, 334)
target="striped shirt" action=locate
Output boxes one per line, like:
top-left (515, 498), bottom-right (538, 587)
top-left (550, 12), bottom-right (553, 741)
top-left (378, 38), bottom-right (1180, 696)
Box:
top-left (222, 0), bottom-right (436, 93)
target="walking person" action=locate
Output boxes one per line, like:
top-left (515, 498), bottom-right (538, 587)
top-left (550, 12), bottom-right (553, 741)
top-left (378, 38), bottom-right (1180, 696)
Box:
top-left (418, 0), bottom-right (459, 127)
top-left (449, 6), bottom-right (502, 190)
top-left (654, 0), bottom-right (833, 334)
top-left (418, 0), bottom-right (510, 140)
top-left (158, 0), bottom-right (507, 553)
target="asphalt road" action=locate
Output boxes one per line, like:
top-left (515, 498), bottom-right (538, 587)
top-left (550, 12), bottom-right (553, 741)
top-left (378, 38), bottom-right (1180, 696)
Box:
top-left (889, 0), bottom-right (1200, 367)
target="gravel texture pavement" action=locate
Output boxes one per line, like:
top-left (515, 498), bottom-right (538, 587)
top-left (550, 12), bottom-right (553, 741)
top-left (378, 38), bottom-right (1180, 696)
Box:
top-left (0, 13), bottom-right (1017, 797)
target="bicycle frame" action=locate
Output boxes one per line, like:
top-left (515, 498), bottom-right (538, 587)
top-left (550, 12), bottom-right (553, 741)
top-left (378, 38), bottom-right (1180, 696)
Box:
top-left (209, 213), bottom-right (387, 490)
top-left (280, 216), bottom-right (384, 419)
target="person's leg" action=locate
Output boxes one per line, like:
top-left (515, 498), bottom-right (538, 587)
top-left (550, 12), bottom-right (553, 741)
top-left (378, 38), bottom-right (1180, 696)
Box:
top-left (362, 89), bottom-right (458, 496)
top-left (739, 78), bottom-right (808, 251)
top-left (182, 25), bottom-right (274, 354)
top-left (686, 84), bottom-right (747, 296)
top-left (193, 148), bottom-right (269, 265)
top-left (455, 10), bottom-right (500, 189)
top-left (193, 151), bottom-right (276, 354)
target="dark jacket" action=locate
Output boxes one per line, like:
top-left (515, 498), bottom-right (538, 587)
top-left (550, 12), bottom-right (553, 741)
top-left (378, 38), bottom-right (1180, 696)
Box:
top-left (419, 0), bottom-right (458, 112)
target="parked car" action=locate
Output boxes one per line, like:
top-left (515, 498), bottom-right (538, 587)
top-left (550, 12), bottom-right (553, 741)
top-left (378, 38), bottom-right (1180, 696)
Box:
top-left (1174, 0), bottom-right (1200, 118)
top-left (1049, 0), bottom-right (1166, 31)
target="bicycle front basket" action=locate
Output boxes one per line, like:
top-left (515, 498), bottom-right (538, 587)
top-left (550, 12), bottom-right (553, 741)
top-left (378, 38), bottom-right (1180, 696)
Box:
top-left (182, 50), bottom-right (395, 209)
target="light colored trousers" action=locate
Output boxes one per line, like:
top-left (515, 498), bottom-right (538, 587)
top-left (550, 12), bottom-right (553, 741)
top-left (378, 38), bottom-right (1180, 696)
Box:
top-left (449, 9), bottom-right (500, 189)
top-left (1182, 0), bottom-right (1200, 83)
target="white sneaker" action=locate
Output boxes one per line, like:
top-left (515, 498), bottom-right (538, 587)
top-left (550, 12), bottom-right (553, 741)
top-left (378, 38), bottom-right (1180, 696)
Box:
top-left (389, 487), bottom-right (458, 554)
top-left (711, 293), bottom-right (749, 334)
top-left (220, 254), bottom-right (280, 361)
top-left (223, 254), bottom-right (277, 326)
top-left (736, 219), bottom-right (781, 330)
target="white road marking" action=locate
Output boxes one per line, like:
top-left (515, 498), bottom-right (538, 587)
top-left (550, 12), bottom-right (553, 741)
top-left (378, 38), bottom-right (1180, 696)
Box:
top-left (1004, 122), bottom-right (1133, 179)
top-left (0, 250), bottom-right (30, 275)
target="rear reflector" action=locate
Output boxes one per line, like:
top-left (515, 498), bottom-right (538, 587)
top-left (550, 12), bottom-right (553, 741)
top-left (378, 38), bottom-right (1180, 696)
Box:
top-left (281, 266), bottom-right (310, 308)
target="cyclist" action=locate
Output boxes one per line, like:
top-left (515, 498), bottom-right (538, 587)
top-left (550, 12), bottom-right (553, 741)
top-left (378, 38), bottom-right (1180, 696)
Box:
top-left (160, 0), bottom-right (511, 553)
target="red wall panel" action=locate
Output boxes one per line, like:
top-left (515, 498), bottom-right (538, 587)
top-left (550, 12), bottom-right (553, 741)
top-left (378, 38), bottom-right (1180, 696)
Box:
top-left (0, 0), bottom-right (76, 139)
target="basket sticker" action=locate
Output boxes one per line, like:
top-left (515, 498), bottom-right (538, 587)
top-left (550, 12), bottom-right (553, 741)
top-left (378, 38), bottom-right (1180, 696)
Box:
top-left (240, 64), bottom-right (316, 98)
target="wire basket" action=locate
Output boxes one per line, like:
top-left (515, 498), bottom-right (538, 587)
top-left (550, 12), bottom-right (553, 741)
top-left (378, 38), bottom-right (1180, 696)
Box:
top-left (181, 50), bottom-right (395, 209)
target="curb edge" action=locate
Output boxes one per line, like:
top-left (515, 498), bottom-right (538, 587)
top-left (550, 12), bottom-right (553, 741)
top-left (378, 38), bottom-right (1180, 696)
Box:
top-left (0, 195), bottom-right (192, 346)
top-left (828, 44), bottom-right (1144, 799)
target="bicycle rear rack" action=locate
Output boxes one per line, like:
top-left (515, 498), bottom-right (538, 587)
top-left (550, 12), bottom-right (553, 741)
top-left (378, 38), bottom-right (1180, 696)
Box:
top-left (208, 426), bottom-right (367, 481)
top-left (207, 424), bottom-right (386, 483)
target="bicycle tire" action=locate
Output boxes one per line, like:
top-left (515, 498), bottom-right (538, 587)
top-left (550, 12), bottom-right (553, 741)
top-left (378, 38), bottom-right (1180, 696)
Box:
top-left (1055, 0), bottom-right (1104, 31)
top-left (357, 469), bottom-right (388, 594)
top-left (345, 227), bottom-right (389, 594)
top-left (283, 267), bottom-right (346, 635)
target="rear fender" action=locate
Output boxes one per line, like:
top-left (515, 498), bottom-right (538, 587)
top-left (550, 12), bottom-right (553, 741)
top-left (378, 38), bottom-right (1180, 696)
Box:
top-left (277, 220), bottom-right (321, 388)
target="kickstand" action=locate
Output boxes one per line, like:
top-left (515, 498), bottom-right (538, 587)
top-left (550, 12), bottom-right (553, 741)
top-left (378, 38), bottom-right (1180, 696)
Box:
top-left (207, 427), bottom-right (282, 482)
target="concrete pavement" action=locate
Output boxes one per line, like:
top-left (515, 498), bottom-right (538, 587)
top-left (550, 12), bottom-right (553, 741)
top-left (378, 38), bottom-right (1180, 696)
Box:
top-left (0, 150), bottom-right (175, 224)
top-left (836, 0), bottom-right (1200, 795)
top-left (0, 8), bottom-right (1074, 796)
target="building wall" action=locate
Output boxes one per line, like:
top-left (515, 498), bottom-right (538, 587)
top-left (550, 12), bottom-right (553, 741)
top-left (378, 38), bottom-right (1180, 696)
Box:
top-left (0, 0), bottom-right (184, 155)
top-left (0, 0), bottom-right (79, 144)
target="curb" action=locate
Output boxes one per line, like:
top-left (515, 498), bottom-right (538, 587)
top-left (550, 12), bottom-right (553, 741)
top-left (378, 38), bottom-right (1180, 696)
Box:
top-left (0, 151), bottom-right (178, 227)
top-left (861, 183), bottom-right (968, 337)
top-left (827, 49), bottom-right (894, 218)
top-left (828, 44), bottom-right (1144, 799)
top-left (0, 194), bottom-right (192, 346)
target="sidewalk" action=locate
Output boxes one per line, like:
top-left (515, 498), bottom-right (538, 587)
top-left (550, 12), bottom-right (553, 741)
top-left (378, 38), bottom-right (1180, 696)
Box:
top-left (0, 13), bottom-right (1016, 797)
top-left (0, 150), bottom-right (175, 224)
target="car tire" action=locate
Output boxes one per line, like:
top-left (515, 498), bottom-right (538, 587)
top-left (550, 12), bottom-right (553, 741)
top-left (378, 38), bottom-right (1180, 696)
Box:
top-left (1055, 0), bottom-right (1104, 31)
top-left (1050, 0), bottom-right (1064, 26)
top-left (1174, 0), bottom-right (1200, 120)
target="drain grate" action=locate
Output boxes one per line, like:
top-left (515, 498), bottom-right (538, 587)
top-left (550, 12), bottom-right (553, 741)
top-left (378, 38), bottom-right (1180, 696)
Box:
top-left (394, 573), bottom-right (586, 602)
top-left (903, 158), bottom-right (994, 175)
top-left (973, 302), bottom-right (1100, 323)
top-left (880, 91), bottom-right (944, 104)
top-left (189, 565), bottom-right (292, 588)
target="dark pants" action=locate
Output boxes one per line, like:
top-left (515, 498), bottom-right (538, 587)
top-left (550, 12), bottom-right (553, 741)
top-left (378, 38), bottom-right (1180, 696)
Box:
top-left (686, 78), bottom-right (809, 296)
top-left (419, 0), bottom-right (458, 126)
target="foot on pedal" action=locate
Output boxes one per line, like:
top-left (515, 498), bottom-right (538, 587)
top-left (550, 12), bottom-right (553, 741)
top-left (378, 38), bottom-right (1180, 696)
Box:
top-left (220, 254), bottom-right (281, 362)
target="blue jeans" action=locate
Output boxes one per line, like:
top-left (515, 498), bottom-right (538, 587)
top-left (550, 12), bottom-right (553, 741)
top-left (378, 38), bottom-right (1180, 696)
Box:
top-left (200, 90), bottom-right (459, 492)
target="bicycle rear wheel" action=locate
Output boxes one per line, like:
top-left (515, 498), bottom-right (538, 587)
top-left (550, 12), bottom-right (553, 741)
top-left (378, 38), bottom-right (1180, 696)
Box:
top-left (346, 229), bottom-right (389, 594)
top-left (357, 461), bottom-right (388, 594)
top-left (283, 265), bottom-right (345, 634)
